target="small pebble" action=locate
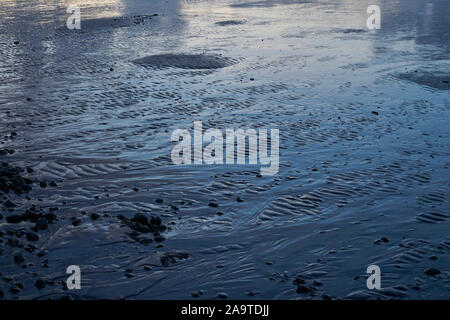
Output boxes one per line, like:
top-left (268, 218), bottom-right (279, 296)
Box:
top-left (72, 218), bottom-right (81, 227)
top-left (14, 253), bottom-right (25, 264)
top-left (35, 218), bottom-right (48, 230)
top-left (35, 279), bottom-right (46, 290)
top-left (218, 292), bottom-right (228, 299)
top-left (90, 213), bottom-right (100, 220)
top-left (296, 285), bottom-right (311, 293)
top-left (26, 232), bottom-right (39, 241)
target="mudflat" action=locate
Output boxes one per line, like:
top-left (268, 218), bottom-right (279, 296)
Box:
top-left (0, 0), bottom-right (449, 300)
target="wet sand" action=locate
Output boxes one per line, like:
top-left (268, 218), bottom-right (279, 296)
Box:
top-left (0, 0), bottom-right (449, 299)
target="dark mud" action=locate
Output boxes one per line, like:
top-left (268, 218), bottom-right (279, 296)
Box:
top-left (215, 20), bottom-right (246, 26)
top-left (398, 72), bottom-right (450, 91)
top-left (134, 54), bottom-right (236, 70)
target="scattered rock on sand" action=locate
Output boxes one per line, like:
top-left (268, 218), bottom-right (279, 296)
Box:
top-left (0, 162), bottom-right (33, 195)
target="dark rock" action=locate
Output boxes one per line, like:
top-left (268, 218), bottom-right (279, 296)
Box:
top-left (49, 181), bottom-right (57, 187)
top-left (132, 213), bottom-right (148, 225)
top-left (424, 268), bottom-right (441, 276)
top-left (154, 235), bottom-right (165, 242)
top-left (6, 214), bottom-right (22, 224)
top-left (293, 276), bottom-right (305, 285)
top-left (9, 285), bottom-right (21, 294)
top-left (374, 237), bottom-right (389, 244)
top-left (37, 250), bottom-right (48, 257)
top-left (35, 218), bottom-right (48, 230)
top-left (44, 213), bottom-right (56, 223)
top-left (35, 279), bottom-right (46, 290)
top-left (39, 182), bottom-right (47, 188)
top-left (150, 216), bottom-right (161, 225)
top-left (218, 292), bottom-right (228, 299)
top-left (296, 285), bottom-right (311, 293)
top-left (90, 213), bottom-right (100, 220)
top-left (155, 198), bottom-right (163, 203)
top-left (313, 280), bottom-right (323, 286)
top-left (14, 253), bottom-right (25, 264)
top-left (26, 232), bottom-right (39, 241)
top-left (3, 199), bottom-right (16, 208)
top-left (72, 218), bottom-right (81, 227)
top-left (208, 202), bottom-right (218, 207)
top-left (191, 291), bottom-right (200, 298)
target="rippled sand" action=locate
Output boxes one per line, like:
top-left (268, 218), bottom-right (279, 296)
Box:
top-left (0, 0), bottom-right (449, 299)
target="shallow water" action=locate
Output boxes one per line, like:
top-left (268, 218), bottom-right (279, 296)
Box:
top-left (0, 0), bottom-right (449, 299)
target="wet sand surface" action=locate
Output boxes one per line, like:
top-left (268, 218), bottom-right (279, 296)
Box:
top-left (0, 0), bottom-right (449, 299)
